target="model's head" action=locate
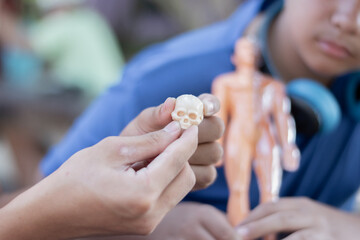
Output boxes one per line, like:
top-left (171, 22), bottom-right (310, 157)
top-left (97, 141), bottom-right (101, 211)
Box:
top-left (281, 0), bottom-right (360, 78)
top-left (232, 37), bottom-right (258, 68)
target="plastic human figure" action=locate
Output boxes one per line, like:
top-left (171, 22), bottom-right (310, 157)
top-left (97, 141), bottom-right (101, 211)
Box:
top-left (212, 38), bottom-right (300, 228)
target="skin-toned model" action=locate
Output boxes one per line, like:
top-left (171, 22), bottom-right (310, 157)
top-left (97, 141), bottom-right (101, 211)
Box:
top-left (212, 37), bottom-right (300, 229)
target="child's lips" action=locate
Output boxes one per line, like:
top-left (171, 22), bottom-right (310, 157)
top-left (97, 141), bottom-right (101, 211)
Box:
top-left (317, 39), bottom-right (352, 59)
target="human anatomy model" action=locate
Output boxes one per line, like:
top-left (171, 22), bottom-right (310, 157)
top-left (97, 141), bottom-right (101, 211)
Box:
top-left (171, 94), bottom-right (204, 129)
top-left (212, 38), bottom-right (300, 227)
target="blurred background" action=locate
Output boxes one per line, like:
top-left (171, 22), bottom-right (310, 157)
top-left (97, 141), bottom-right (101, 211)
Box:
top-left (0, 0), bottom-right (240, 192)
top-left (0, 0), bottom-right (359, 212)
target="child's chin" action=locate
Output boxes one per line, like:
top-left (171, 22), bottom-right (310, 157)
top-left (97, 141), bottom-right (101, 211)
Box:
top-left (308, 60), bottom-right (346, 79)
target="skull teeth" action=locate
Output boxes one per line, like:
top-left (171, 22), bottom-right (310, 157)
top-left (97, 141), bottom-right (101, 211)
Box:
top-left (171, 94), bottom-right (204, 129)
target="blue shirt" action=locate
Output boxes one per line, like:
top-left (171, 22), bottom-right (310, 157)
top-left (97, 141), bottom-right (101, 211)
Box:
top-left (41, 0), bottom-right (360, 212)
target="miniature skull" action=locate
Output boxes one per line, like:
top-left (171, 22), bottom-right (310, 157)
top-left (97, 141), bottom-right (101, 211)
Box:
top-left (171, 94), bottom-right (204, 129)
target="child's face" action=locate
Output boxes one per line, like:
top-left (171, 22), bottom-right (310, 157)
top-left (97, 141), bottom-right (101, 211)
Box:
top-left (284, 0), bottom-right (360, 78)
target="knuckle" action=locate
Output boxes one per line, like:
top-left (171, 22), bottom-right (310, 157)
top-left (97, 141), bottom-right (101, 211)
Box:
top-left (200, 117), bottom-right (225, 141)
top-left (218, 230), bottom-right (235, 240)
top-left (298, 197), bottom-right (311, 205)
top-left (185, 135), bottom-right (198, 155)
top-left (261, 201), bottom-right (278, 214)
top-left (98, 136), bottom-right (124, 154)
top-left (99, 136), bottom-right (117, 146)
top-left (136, 219), bottom-right (156, 235)
top-left (131, 197), bottom-right (154, 217)
top-left (141, 220), bottom-right (157, 235)
top-left (197, 205), bottom-right (210, 215)
top-left (190, 130), bottom-right (199, 146)
top-left (213, 117), bottom-right (225, 139)
top-left (208, 166), bottom-right (218, 184)
top-left (212, 142), bottom-right (224, 163)
top-left (298, 231), bottom-right (313, 240)
top-left (117, 144), bottom-right (133, 159)
top-left (184, 164), bottom-right (196, 189)
top-left (196, 166), bottom-right (217, 189)
top-left (169, 150), bottom-right (185, 168)
top-left (189, 170), bottom-right (197, 188)
top-left (251, 201), bottom-right (278, 218)
top-left (134, 108), bottom-right (154, 133)
top-left (278, 211), bottom-right (297, 227)
top-left (197, 204), bottom-right (218, 216)
top-left (146, 131), bottom-right (162, 146)
top-left (314, 214), bottom-right (328, 228)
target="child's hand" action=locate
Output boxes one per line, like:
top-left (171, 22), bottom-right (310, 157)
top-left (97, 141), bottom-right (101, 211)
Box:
top-left (192, 94), bottom-right (224, 190)
top-left (148, 202), bottom-right (240, 240)
top-left (236, 197), bottom-right (360, 240)
top-left (120, 94), bottom-right (224, 190)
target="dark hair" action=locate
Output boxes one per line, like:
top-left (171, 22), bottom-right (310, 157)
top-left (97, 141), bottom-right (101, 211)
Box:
top-left (260, 0), bottom-right (282, 11)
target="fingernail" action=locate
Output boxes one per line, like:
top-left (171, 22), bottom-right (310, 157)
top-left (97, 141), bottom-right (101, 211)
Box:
top-left (236, 227), bottom-right (248, 238)
top-left (164, 121), bottom-right (181, 133)
top-left (203, 99), bottom-right (215, 116)
top-left (163, 97), bottom-right (176, 112)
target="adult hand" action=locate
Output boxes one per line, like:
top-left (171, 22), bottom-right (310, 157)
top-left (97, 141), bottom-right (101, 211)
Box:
top-left (236, 197), bottom-right (360, 240)
top-left (0, 103), bottom-right (199, 239)
top-left (121, 94), bottom-right (224, 190)
top-left (146, 202), bottom-right (240, 240)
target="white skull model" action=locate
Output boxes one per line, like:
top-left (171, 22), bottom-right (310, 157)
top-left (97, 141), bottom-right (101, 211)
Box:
top-left (171, 94), bottom-right (204, 129)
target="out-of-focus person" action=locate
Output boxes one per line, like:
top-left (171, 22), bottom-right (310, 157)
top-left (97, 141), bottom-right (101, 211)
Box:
top-left (30, 0), bottom-right (125, 98)
top-left (0, 0), bottom-right (41, 87)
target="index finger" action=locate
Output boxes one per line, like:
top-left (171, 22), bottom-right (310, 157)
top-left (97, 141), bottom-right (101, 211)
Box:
top-left (236, 210), bottom-right (315, 240)
top-left (142, 126), bottom-right (198, 193)
top-left (198, 94), bottom-right (221, 117)
top-left (240, 198), bottom-right (305, 226)
top-left (201, 206), bottom-right (239, 240)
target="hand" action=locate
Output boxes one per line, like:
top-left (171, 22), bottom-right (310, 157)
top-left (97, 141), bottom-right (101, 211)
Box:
top-left (0, 106), bottom-right (199, 239)
top-left (146, 202), bottom-right (240, 240)
top-left (121, 94), bottom-right (224, 190)
top-left (236, 197), bottom-right (360, 240)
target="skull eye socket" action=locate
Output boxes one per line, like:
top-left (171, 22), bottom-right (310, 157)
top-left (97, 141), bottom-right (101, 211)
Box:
top-left (177, 111), bottom-right (185, 117)
top-left (189, 113), bottom-right (197, 120)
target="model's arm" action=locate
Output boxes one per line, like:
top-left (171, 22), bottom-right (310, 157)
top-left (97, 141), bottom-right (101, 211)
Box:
top-left (269, 79), bottom-right (300, 171)
top-left (212, 75), bottom-right (229, 145)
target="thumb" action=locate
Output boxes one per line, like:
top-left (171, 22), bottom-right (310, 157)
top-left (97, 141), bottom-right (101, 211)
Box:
top-left (119, 121), bottom-right (182, 166)
top-left (121, 98), bottom-right (176, 136)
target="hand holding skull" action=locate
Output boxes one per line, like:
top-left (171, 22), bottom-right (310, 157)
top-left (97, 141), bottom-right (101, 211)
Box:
top-left (121, 93), bottom-right (224, 190)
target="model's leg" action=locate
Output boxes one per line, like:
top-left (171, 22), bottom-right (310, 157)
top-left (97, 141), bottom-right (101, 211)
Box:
top-left (254, 121), bottom-right (282, 203)
top-left (225, 127), bottom-right (253, 226)
top-left (253, 122), bottom-right (281, 240)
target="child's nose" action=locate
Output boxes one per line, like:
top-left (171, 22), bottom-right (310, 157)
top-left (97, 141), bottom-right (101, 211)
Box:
top-left (331, 0), bottom-right (360, 34)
